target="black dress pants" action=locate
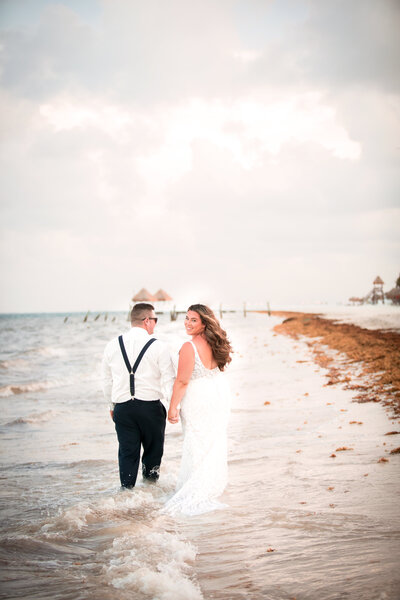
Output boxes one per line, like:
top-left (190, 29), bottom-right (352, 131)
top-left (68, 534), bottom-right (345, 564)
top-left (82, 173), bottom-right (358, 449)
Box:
top-left (113, 399), bottom-right (166, 488)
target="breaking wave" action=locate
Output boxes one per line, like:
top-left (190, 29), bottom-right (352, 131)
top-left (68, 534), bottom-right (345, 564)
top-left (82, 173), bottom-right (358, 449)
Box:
top-left (103, 530), bottom-right (202, 600)
top-left (23, 346), bottom-right (68, 358)
top-left (0, 379), bottom-right (71, 397)
top-left (6, 410), bottom-right (58, 426)
top-left (0, 358), bottom-right (28, 369)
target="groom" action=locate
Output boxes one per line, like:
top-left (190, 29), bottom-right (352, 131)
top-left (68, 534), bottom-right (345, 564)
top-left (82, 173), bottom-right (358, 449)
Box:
top-left (102, 303), bottom-right (175, 488)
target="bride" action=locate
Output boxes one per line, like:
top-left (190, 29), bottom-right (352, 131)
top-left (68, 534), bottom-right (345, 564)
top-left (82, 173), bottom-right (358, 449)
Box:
top-left (164, 304), bottom-right (233, 516)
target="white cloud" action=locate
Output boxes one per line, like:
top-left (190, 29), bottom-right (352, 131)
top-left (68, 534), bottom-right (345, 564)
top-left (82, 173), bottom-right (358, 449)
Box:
top-left (232, 50), bottom-right (262, 63)
top-left (39, 99), bottom-right (133, 137)
top-left (37, 91), bottom-right (361, 198)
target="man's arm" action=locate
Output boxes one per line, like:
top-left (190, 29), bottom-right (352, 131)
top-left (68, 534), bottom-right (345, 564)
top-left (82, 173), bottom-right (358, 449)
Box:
top-left (101, 347), bottom-right (115, 420)
top-left (168, 342), bottom-right (194, 423)
top-left (157, 342), bottom-right (176, 407)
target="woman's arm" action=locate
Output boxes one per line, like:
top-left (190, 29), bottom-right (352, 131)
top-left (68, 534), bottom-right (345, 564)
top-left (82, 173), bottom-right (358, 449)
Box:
top-left (168, 342), bottom-right (195, 424)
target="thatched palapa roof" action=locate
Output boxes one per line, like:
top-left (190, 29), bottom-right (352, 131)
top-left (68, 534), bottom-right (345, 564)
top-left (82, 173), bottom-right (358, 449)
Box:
top-left (386, 287), bottom-right (400, 301)
top-left (374, 276), bottom-right (384, 285)
top-left (153, 289), bottom-right (173, 301)
top-left (132, 288), bottom-right (156, 302)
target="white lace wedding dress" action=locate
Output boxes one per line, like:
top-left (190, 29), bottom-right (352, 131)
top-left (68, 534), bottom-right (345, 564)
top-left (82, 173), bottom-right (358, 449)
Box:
top-left (163, 341), bottom-right (231, 516)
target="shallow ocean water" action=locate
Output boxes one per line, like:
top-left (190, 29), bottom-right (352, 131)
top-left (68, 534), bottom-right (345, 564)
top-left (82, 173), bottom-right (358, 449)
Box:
top-left (0, 311), bottom-right (399, 599)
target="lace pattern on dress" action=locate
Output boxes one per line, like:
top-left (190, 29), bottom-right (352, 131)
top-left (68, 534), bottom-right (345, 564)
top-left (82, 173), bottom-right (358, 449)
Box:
top-left (189, 341), bottom-right (220, 380)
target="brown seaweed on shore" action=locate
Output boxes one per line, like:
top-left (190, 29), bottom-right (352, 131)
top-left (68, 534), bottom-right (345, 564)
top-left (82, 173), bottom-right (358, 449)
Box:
top-left (270, 311), bottom-right (400, 418)
top-left (389, 446), bottom-right (400, 454)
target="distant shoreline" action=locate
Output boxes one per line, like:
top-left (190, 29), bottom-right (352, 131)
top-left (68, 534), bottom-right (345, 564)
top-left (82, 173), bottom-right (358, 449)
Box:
top-left (1, 304), bottom-right (399, 317)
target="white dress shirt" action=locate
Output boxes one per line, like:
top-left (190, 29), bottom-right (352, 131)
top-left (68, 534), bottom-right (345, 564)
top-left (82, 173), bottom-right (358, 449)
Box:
top-left (102, 327), bottom-right (175, 410)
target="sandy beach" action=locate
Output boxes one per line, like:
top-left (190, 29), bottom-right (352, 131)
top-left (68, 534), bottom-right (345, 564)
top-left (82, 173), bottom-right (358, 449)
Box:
top-left (271, 310), bottom-right (400, 419)
top-left (0, 309), bottom-right (399, 599)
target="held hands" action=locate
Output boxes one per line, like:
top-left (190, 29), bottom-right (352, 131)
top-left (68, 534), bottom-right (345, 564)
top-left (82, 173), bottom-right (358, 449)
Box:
top-left (168, 407), bottom-right (179, 424)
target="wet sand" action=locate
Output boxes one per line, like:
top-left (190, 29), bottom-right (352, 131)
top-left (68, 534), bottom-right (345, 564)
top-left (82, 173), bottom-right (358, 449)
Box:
top-left (267, 311), bottom-right (400, 420)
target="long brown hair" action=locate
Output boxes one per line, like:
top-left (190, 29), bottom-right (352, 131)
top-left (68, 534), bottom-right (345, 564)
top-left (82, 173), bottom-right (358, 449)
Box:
top-left (188, 304), bottom-right (233, 371)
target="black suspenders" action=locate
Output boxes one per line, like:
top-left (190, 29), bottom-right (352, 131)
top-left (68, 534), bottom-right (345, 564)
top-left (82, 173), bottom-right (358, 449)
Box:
top-left (118, 336), bottom-right (156, 398)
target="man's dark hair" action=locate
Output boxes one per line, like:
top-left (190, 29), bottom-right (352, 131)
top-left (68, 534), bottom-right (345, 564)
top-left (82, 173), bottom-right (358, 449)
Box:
top-left (130, 303), bottom-right (155, 324)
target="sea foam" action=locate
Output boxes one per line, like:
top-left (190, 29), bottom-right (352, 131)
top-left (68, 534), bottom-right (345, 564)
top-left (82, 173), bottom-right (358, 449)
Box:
top-left (40, 490), bottom-right (159, 536)
top-left (104, 531), bottom-right (202, 600)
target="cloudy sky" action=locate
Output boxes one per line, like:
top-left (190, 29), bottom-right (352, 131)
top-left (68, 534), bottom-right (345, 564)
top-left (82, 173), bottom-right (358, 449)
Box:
top-left (0, 0), bottom-right (399, 312)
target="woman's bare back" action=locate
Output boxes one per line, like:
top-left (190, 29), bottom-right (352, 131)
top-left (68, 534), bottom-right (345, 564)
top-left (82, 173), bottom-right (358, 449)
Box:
top-left (192, 336), bottom-right (218, 370)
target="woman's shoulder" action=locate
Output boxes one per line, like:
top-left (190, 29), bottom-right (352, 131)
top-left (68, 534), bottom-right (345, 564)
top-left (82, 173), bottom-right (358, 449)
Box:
top-left (179, 341), bottom-right (195, 354)
top-left (192, 337), bottom-right (211, 354)
top-left (178, 341), bottom-right (195, 370)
